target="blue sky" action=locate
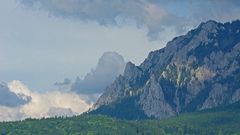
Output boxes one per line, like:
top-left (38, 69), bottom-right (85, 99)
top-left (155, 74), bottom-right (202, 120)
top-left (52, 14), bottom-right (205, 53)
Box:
top-left (0, 0), bottom-right (240, 91)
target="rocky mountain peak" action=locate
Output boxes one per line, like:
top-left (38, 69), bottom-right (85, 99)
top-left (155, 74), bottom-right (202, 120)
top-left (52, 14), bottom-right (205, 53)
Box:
top-left (198, 20), bottom-right (221, 32)
top-left (123, 62), bottom-right (137, 76)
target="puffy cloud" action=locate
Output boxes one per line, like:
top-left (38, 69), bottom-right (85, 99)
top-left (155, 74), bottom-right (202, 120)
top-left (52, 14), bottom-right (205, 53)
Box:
top-left (55, 52), bottom-right (125, 95)
top-left (0, 82), bottom-right (30, 107)
top-left (19, 90), bottom-right (90, 119)
top-left (0, 80), bottom-right (91, 121)
top-left (0, 106), bottom-right (25, 121)
top-left (70, 52), bottom-right (126, 94)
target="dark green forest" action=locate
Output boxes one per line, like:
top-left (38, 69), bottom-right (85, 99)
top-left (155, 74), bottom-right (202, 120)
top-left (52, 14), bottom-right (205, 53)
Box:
top-left (0, 102), bottom-right (240, 135)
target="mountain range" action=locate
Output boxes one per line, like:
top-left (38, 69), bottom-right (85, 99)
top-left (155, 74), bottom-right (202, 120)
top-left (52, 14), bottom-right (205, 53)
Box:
top-left (90, 20), bottom-right (240, 120)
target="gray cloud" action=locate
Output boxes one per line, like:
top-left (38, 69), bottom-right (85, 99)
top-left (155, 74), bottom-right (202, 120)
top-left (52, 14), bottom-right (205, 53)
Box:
top-left (19, 0), bottom-right (240, 40)
top-left (19, 0), bottom-right (170, 40)
top-left (18, 0), bottom-right (240, 40)
top-left (187, 0), bottom-right (240, 21)
top-left (70, 52), bottom-right (126, 94)
top-left (0, 82), bottom-right (30, 107)
top-left (54, 78), bottom-right (72, 91)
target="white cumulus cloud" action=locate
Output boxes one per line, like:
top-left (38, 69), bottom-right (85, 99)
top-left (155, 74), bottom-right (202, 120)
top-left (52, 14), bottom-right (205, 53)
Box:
top-left (0, 80), bottom-right (91, 121)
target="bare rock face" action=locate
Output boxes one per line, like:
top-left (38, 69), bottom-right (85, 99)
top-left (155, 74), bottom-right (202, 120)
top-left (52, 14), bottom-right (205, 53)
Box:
top-left (91, 20), bottom-right (240, 120)
top-left (139, 75), bottom-right (175, 119)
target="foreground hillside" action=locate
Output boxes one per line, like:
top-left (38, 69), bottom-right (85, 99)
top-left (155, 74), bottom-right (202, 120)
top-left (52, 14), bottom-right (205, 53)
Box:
top-left (0, 102), bottom-right (240, 135)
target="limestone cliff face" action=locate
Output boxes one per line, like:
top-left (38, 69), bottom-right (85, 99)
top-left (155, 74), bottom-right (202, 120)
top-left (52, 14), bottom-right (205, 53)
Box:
top-left (91, 20), bottom-right (240, 119)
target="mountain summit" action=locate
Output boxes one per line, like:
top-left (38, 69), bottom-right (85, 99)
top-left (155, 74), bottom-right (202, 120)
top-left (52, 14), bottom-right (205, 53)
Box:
top-left (90, 20), bottom-right (240, 120)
